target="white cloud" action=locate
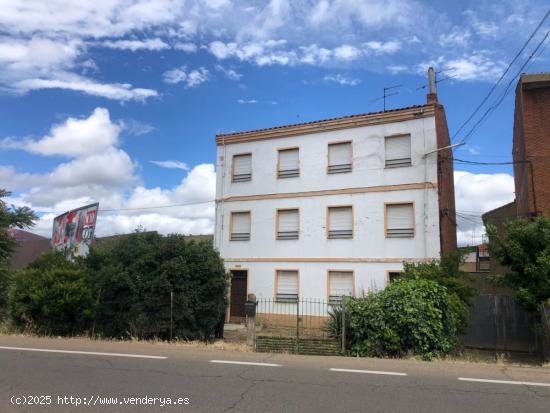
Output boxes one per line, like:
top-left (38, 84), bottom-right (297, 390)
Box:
top-left (101, 38), bottom-right (170, 51)
top-left (332, 44), bottom-right (361, 61)
top-left (174, 42), bottom-right (198, 53)
top-left (150, 160), bottom-right (189, 170)
top-left (454, 170), bottom-right (515, 246)
top-left (1, 107), bottom-right (216, 237)
top-left (237, 98), bottom-right (257, 104)
top-left (438, 29), bottom-right (471, 47)
top-left (163, 66), bottom-right (210, 87)
top-left (215, 64), bottom-right (242, 80)
top-left (119, 119), bottom-right (155, 136)
top-left (363, 40), bottom-right (401, 54)
top-left (324, 73), bottom-right (360, 86)
top-left (1, 108), bottom-right (120, 157)
top-left (14, 76), bottom-right (158, 101)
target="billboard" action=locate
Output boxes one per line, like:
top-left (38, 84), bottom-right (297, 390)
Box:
top-left (52, 203), bottom-right (99, 257)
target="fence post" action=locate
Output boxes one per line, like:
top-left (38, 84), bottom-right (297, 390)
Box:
top-left (295, 299), bottom-right (300, 353)
top-left (169, 290), bottom-right (174, 341)
top-left (341, 299), bottom-right (346, 353)
top-left (246, 294), bottom-right (257, 349)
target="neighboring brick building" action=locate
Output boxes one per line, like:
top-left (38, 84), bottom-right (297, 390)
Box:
top-left (513, 73), bottom-right (550, 218)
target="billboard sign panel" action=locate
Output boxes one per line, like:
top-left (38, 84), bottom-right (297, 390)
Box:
top-left (52, 202), bottom-right (99, 257)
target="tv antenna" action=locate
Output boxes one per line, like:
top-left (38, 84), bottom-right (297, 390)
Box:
top-left (369, 84), bottom-right (402, 111)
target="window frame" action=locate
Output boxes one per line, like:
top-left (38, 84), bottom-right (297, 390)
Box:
top-left (386, 270), bottom-right (404, 285)
top-left (326, 205), bottom-right (354, 239)
top-left (384, 133), bottom-right (412, 168)
top-left (231, 152), bottom-right (253, 182)
top-left (276, 208), bottom-right (300, 240)
top-left (274, 268), bottom-right (300, 303)
top-left (327, 141), bottom-right (353, 174)
top-left (327, 269), bottom-right (355, 305)
top-left (229, 210), bottom-right (251, 241)
top-left (277, 146), bottom-right (300, 179)
top-left (384, 202), bottom-right (415, 238)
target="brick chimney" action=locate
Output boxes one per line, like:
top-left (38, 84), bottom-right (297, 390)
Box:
top-left (427, 67), bottom-right (438, 104)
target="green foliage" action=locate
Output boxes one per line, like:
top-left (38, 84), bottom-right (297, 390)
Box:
top-left (487, 217), bottom-right (550, 311)
top-left (346, 279), bottom-right (460, 360)
top-left (400, 250), bottom-right (474, 333)
top-left (86, 232), bottom-right (227, 340)
top-left (8, 251), bottom-right (95, 335)
top-left (0, 189), bottom-right (37, 320)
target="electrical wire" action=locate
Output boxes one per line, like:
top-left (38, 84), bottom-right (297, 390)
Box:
top-left (451, 8), bottom-right (550, 143)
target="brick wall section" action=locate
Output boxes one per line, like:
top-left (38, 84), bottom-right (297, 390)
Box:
top-left (432, 97), bottom-right (458, 254)
top-left (513, 76), bottom-right (550, 217)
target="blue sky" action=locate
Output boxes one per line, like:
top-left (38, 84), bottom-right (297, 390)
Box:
top-left (0, 0), bottom-right (548, 245)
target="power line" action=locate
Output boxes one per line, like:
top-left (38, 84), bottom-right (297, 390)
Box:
top-left (457, 25), bottom-right (550, 145)
top-left (452, 8), bottom-right (550, 144)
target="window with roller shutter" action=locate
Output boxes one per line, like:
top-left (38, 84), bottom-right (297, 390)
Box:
top-left (385, 134), bottom-right (411, 168)
top-left (327, 206), bottom-right (353, 239)
top-left (278, 148), bottom-right (299, 178)
top-left (328, 271), bottom-right (354, 305)
top-left (328, 142), bottom-right (352, 174)
top-left (232, 153), bottom-right (252, 182)
top-left (276, 270), bottom-right (299, 302)
top-left (386, 203), bottom-right (414, 238)
top-left (276, 209), bottom-right (299, 240)
top-left (230, 211), bottom-right (251, 241)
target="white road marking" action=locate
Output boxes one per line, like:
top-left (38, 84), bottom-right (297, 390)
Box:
top-left (0, 346), bottom-right (167, 359)
top-left (209, 360), bottom-right (281, 367)
top-left (458, 377), bottom-right (550, 387)
top-left (330, 368), bottom-right (407, 376)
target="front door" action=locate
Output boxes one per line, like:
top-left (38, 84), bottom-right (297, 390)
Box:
top-left (229, 270), bottom-right (248, 322)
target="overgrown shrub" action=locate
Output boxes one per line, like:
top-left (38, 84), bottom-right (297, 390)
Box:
top-left (400, 250), bottom-right (474, 333)
top-left (86, 231), bottom-right (227, 340)
top-left (346, 279), bottom-right (461, 360)
top-left (8, 251), bottom-right (94, 335)
top-left (487, 217), bottom-right (550, 311)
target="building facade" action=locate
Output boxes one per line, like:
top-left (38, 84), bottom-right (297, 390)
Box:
top-left (214, 85), bottom-right (456, 320)
top-left (513, 73), bottom-right (550, 218)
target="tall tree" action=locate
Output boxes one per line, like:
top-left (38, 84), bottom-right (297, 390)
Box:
top-left (0, 189), bottom-right (37, 318)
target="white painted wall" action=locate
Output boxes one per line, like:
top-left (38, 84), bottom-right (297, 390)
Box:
top-left (214, 115), bottom-right (440, 301)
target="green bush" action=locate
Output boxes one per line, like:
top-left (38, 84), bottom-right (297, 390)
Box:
top-left (487, 217), bottom-right (550, 311)
top-left (346, 279), bottom-right (460, 360)
top-left (8, 251), bottom-right (94, 335)
top-left (400, 250), bottom-right (473, 333)
top-left (86, 232), bottom-right (227, 340)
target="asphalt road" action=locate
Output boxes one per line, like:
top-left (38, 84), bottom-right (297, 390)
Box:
top-left (0, 335), bottom-right (549, 413)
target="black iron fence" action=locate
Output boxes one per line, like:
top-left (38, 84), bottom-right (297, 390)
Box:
top-left (255, 298), bottom-right (341, 341)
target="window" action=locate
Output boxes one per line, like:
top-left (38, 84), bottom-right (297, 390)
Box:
top-left (276, 270), bottom-right (299, 302)
top-left (327, 206), bottom-right (353, 239)
top-left (385, 134), bottom-right (411, 168)
top-left (386, 203), bottom-right (414, 238)
top-left (277, 209), bottom-right (299, 240)
top-left (328, 142), bottom-right (352, 174)
top-left (328, 271), bottom-right (354, 305)
top-left (232, 153), bottom-right (252, 182)
top-left (230, 211), bottom-right (251, 241)
top-left (388, 271), bottom-right (402, 283)
top-left (278, 148), bottom-right (299, 178)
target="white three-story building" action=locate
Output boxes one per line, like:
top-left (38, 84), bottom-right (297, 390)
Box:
top-left (214, 71), bottom-right (457, 321)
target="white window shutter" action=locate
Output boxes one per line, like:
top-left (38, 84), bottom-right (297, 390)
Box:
top-left (386, 204), bottom-right (414, 237)
top-left (277, 270), bottom-right (298, 301)
top-left (328, 207), bottom-right (353, 238)
top-left (233, 154), bottom-right (252, 181)
top-left (385, 135), bottom-right (411, 167)
top-left (277, 209), bottom-right (299, 239)
top-left (329, 271), bottom-right (354, 298)
top-left (278, 149), bottom-right (299, 177)
top-left (231, 212), bottom-right (250, 240)
top-left (328, 142), bottom-right (352, 173)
